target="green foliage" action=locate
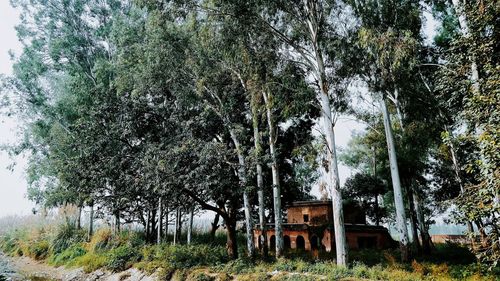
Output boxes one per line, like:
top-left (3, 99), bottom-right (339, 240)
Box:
top-left (50, 223), bottom-right (86, 254)
top-left (105, 245), bottom-right (140, 272)
top-left (48, 244), bottom-right (87, 267)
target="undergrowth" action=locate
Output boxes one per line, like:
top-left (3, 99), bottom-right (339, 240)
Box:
top-left (1, 223), bottom-right (498, 280)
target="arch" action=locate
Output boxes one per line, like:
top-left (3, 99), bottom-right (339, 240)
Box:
top-left (310, 235), bottom-right (319, 250)
top-left (269, 235), bottom-right (276, 251)
top-left (296, 235), bottom-right (305, 250)
top-left (284, 235), bottom-right (291, 249)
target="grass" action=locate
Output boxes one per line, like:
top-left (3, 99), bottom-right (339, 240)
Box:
top-left (1, 223), bottom-right (498, 280)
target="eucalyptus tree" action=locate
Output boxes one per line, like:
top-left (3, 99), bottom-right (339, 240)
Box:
top-left (205, 0), bottom-right (353, 263)
top-left (429, 0), bottom-right (500, 265)
top-left (346, 0), bottom-right (427, 261)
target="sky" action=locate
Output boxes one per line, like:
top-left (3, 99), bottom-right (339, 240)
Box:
top-left (0, 2), bottom-right (438, 218)
top-left (0, 1), bottom-right (34, 217)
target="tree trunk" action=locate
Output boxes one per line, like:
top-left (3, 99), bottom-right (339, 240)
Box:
top-left (173, 208), bottom-right (180, 245)
top-left (210, 213), bottom-right (220, 240)
top-left (414, 192), bottom-right (431, 254)
top-left (226, 218), bottom-right (239, 259)
top-left (451, 0), bottom-right (480, 92)
top-left (228, 128), bottom-right (255, 257)
top-left (157, 198), bottom-right (163, 245)
top-left (187, 207), bottom-right (194, 245)
top-left (380, 96), bottom-right (410, 262)
top-left (88, 203), bottom-right (94, 241)
top-left (114, 211), bottom-right (120, 234)
top-left (164, 205), bottom-right (169, 242)
top-left (408, 190), bottom-right (421, 255)
top-left (146, 211), bottom-right (150, 240)
top-left (315, 64), bottom-right (348, 266)
top-left (76, 205), bottom-right (82, 229)
top-left (252, 95), bottom-right (268, 256)
top-left (262, 91), bottom-right (284, 257)
top-left (445, 127), bottom-right (475, 234)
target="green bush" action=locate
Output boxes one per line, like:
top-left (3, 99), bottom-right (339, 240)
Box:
top-left (74, 252), bottom-right (108, 273)
top-left (50, 223), bottom-right (86, 254)
top-left (48, 243), bottom-right (87, 266)
top-left (105, 245), bottom-right (141, 272)
top-left (29, 240), bottom-right (50, 260)
top-left (155, 244), bottom-right (228, 269)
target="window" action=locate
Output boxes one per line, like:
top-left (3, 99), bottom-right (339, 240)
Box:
top-left (303, 214), bottom-right (309, 222)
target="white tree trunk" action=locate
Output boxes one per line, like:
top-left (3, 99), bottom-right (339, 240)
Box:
top-left (252, 101), bottom-right (268, 255)
top-left (380, 96), bottom-right (410, 261)
top-left (187, 207), bottom-right (194, 245)
top-left (164, 205), bottom-right (169, 242)
top-left (262, 91), bottom-right (284, 257)
top-left (228, 129), bottom-right (255, 257)
top-left (312, 45), bottom-right (348, 265)
top-left (157, 198), bottom-right (162, 245)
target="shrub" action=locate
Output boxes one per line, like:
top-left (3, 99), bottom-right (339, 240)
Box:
top-left (48, 243), bottom-right (87, 266)
top-left (50, 223), bottom-right (86, 254)
top-left (106, 245), bottom-right (141, 272)
top-left (154, 244), bottom-right (228, 269)
top-left (29, 240), bottom-right (50, 260)
top-left (74, 252), bottom-right (108, 273)
top-left (88, 228), bottom-right (112, 252)
top-left (186, 270), bottom-right (216, 281)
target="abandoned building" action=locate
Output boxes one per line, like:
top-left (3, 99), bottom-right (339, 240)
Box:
top-left (253, 200), bottom-right (395, 252)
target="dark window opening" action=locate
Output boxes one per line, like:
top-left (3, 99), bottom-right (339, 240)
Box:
top-left (303, 214), bottom-right (309, 222)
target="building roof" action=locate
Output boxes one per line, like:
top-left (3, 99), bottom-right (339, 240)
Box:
top-left (287, 200), bottom-right (332, 207)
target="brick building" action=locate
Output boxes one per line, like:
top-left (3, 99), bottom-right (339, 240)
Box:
top-left (253, 200), bottom-right (395, 252)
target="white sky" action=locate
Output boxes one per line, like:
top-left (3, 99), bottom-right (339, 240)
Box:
top-left (0, 0), bottom-right (35, 216)
top-left (0, 2), bottom-right (437, 218)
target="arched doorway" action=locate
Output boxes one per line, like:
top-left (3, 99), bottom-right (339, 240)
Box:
top-left (296, 235), bottom-right (305, 250)
top-left (270, 235), bottom-right (276, 251)
top-left (310, 235), bottom-right (319, 250)
top-left (284, 235), bottom-right (291, 249)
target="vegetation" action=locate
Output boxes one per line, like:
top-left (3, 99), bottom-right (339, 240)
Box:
top-left (0, 0), bottom-right (498, 278)
top-left (1, 223), bottom-right (498, 280)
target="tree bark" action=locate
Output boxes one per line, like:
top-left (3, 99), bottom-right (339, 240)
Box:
top-left (226, 218), bottom-right (239, 259)
top-left (187, 207), bottom-right (194, 245)
top-left (262, 91), bottom-right (284, 257)
top-left (316, 62), bottom-right (348, 266)
top-left (164, 205), bottom-right (169, 242)
top-left (88, 203), bottom-right (94, 241)
top-left (445, 127), bottom-right (475, 234)
top-left (146, 211), bottom-right (150, 240)
top-left (173, 207), bottom-right (180, 245)
top-left (157, 198), bottom-right (163, 245)
top-left (251, 94), bottom-right (268, 256)
top-left (114, 211), bottom-right (120, 234)
top-left (210, 213), bottom-right (220, 240)
top-left (76, 205), bottom-right (82, 229)
top-left (380, 96), bottom-right (410, 262)
top-left (228, 128), bottom-right (255, 257)
top-left (408, 190), bottom-right (421, 255)
top-left (414, 192), bottom-right (431, 254)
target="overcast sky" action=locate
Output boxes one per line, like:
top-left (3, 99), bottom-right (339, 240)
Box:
top-left (0, 1), bottom-right (35, 217)
top-left (0, 2), bottom-right (438, 218)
